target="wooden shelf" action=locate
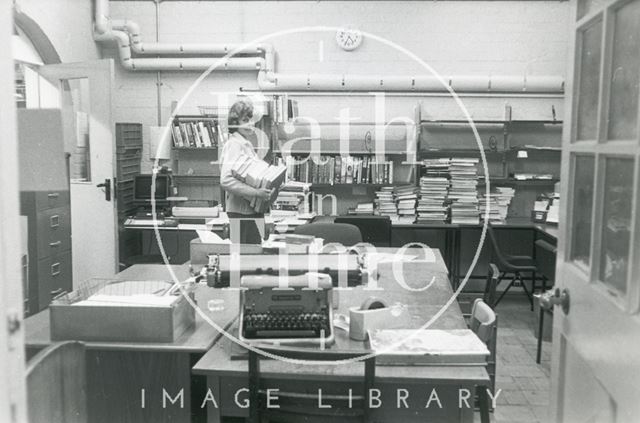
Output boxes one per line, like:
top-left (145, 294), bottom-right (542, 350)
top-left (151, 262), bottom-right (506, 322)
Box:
top-left (172, 147), bottom-right (218, 151)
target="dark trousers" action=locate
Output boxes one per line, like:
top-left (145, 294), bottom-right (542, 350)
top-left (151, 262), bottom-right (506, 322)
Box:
top-left (227, 212), bottom-right (264, 244)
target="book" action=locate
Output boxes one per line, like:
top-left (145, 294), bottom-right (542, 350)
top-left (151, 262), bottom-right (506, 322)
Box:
top-left (368, 329), bottom-right (489, 365)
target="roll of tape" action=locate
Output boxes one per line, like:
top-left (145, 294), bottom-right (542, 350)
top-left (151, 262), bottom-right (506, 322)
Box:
top-left (360, 297), bottom-right (388, 311)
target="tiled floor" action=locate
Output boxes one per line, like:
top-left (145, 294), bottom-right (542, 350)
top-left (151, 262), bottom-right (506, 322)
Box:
top-left (468, 294), bottom-right (553, 423)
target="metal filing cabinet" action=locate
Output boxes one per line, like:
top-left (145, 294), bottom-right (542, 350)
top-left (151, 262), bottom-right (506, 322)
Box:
top-left (18, 109), bottom-right (73, 314)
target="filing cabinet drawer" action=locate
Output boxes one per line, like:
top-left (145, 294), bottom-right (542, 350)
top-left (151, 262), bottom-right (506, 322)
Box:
top-left (37, 251), bottom-right (72, 309)
top-left (36, 207), bottom-right (71, 259)
top-left (34, 190), bottom-right (70, 212)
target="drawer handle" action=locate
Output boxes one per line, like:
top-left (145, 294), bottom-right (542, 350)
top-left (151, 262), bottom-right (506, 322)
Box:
top-left (50, 288), bottom-right (63, 297)
top-left (51, 262), bottom-right (61, 276)
top-left (50, 215), bottom-right (60, 228)
top-left (49, 241), bottom-right (62, 247)
top-left (47, 193), bottom-right (60, 199)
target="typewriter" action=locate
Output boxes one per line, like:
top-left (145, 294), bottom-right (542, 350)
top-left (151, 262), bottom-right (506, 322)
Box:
top-left (238, 273), bottom-right (335, 346)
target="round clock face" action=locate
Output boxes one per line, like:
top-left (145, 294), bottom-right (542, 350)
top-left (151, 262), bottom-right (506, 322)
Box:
top-left (336, 28), bottom-right (363, 51)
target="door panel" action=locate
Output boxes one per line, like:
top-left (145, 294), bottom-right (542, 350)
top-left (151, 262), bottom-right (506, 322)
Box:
top-left (38, 60), bottom-right (118, 286)
top-left (553, 0), bottom-right (640, 421)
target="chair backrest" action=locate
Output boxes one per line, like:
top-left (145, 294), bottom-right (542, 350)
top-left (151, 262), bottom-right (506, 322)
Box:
top-left (484, 263), bottom-right (500, 308)
top-left (26, 341), bottom-right (86, 423)
top-left (294, 222), bottom-right (362, 247)
top-left (469, 298), bottom-right (497, 344)
top-left (334, 216), bottom-right (392, 247)
top-left (486, 225), bottom-right (512, 268)
top-left (248, 345), bottom-right (375, 423)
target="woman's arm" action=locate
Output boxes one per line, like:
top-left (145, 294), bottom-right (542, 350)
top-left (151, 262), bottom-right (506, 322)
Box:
top-left (220, 140), bottom-right (260, 201)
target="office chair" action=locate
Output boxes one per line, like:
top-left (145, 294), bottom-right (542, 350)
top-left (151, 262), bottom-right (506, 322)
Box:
top-left (294, 222), bottom-right (363, 247)
top-left (468, 299), bottom-right (498, 423)
top-left (248, 345), bottom-right (375, 423)
top-left (487, 224), bottom-right (538, 310)
top-left (483, 263), bottom-right (500, 308)
top-left (27, 341), bottom-right (87, 423)
top-left (334, 215), bottom-right (392, 247)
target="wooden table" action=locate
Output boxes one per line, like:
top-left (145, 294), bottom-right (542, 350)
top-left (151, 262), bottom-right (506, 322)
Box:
top-left (193, 254), bottom-right (489, 423)
top-left (24, 264), bottom-right (237, 423)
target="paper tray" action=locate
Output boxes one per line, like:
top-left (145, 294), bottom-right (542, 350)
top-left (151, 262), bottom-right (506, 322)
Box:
top-left (50, 279), bottom-right (196, 343)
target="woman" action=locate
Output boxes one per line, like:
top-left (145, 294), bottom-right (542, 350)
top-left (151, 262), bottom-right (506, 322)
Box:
top-left (220, 99), bottom-right (273, 244)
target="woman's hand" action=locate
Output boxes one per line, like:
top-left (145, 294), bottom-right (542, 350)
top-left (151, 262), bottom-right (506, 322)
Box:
top-left (256, 187), bottom-right (274, 201)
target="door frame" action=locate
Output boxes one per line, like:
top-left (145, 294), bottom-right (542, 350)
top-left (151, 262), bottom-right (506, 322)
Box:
top-left (0, 2), bottom-right (28, 422)
top-left (38, 59), bottom-right (120, 282)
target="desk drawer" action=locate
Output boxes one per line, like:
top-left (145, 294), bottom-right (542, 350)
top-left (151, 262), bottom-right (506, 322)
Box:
top-left (34, 190), bottom-right (70, 212)
top-left (37, 251), bottom-right (72, 309)
top-left (36, 207), bottom-right (71, 258)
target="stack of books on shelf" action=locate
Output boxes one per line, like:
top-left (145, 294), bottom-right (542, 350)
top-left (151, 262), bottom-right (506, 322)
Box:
top-left (273, 95), bottom-right (299, 123)
top-left (416, 175), bottom-right (450, 224)
top-left (231, 154), bottom-right (287, 213)
top-left (374, 187), bottom-right (398, 222)
top-left (422, 158), bottom-right (451, 178)
top-left (270, 181), bottom-right (312, 219)
top-left (170, 119), bottom-right (220, 148)
top-left (348, 202), bottom-right (375, 215)
top-left (395, 185), bottom-right (419, 224)
top-left (277, 155), bottom-right (394, 185)
top-left (449, 158), bottom-right (480, 225)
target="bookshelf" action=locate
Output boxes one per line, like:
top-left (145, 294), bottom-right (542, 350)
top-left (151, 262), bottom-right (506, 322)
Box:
top-left (168, 114), bottom-right (223, 205)
top-left (418, 108), bottom-right (563, 218)
top-left (265, 94), bottom-right (419, 215)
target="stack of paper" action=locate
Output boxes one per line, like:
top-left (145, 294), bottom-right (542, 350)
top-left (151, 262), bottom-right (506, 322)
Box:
top-left (395, 185), bottom-right (419, 224)
top-left (349, 202), bottom-right (375, 215)
top-left (449, 158), bottom-right (480, 225)
top-left (374, 187), bottom-right (397, 222)
top-left (368, 329), bottom-right (490, 365)
top-left (231, 154), bottom-right (287, 213)
top-left (417, 175), bottom-right (449, 224)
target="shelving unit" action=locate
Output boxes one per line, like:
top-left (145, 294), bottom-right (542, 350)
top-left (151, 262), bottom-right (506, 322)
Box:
top-left (418, 104), bottom-right (562, 218)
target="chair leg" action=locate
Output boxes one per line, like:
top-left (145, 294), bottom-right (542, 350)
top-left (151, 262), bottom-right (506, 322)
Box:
top-left (519, 273), bottom-right (534, 310)
top-left (493, 276), bottom-right (515, 308)
top-left (478, 386), bottom-right (491, 423)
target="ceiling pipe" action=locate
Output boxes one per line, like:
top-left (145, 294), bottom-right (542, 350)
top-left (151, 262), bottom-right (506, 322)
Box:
top-left (92, 0), bottom-right (562, 93)
top-left (257, 71), bottom-right (564, 93)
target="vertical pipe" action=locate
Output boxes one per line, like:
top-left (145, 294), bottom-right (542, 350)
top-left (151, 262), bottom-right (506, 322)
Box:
top-left (155, 0), bottom-right (162, 126)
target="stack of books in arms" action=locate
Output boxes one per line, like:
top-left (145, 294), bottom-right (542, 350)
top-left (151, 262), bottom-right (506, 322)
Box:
top-left (170, 119), bottom-right (220, 148)
top-left (270, 181), bottom-right (311, 218)
top-left (449, 158), bottom-right (480, 224)
top-left (231, 155), bottom-right (287, 213)
top-left (374, 187), bottom-right (398, 222)
top-left (395, 185), bottom-right (419, 224)
top-left (478, 186), bottom-right (515, 223)
top-left (278, 155), bottom-right (394, 185)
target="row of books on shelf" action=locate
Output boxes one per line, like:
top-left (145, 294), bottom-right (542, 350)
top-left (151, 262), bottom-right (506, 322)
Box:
top-left (170, 119), bottom-right (221, 148)
top-left (273, 95), bottom-right (299, 123)
top-left (276, 155), bottom-right (395, 185)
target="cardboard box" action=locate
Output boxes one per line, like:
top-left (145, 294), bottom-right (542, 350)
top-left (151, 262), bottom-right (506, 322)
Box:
top-left (189, 239), bottom-right (263, 264)
top-left (50, 279), bottom-right (195, 343)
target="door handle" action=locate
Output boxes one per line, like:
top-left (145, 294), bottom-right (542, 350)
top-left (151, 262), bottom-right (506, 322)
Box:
top-left (540, 288), bottom-right (570, 315)
top-left (96, 178), bottom-right (112, 201)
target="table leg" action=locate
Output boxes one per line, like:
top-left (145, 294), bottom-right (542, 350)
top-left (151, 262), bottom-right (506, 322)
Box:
top-left (536, 306), bottom-right (544, 364)
top-left (477, 385), bottom-right (491, 423)
top-left (206, 376), bottom-right (222, 423)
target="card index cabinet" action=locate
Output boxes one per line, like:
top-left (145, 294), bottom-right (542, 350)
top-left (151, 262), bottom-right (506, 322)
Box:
top-left (18, 109), bottom-right (73, 315)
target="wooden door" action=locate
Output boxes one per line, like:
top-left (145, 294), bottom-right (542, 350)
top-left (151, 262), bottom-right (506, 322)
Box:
top-left (38, 60), bottom-right (118, 286)
top-left (551, 0), bottom-right (640, 421)
top-left (1, 1), bottom-right (28, 421)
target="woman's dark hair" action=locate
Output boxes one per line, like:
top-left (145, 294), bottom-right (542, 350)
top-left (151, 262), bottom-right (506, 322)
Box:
top-left (227, 99), bottom-right (254, 134)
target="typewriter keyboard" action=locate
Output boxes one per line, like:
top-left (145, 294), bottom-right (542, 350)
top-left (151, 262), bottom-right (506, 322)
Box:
top-left (242, 309), bottom-right (331, 339)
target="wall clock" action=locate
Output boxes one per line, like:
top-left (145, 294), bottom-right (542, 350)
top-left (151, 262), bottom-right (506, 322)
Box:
top-left (336, 27), bottom-right (363, 51)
